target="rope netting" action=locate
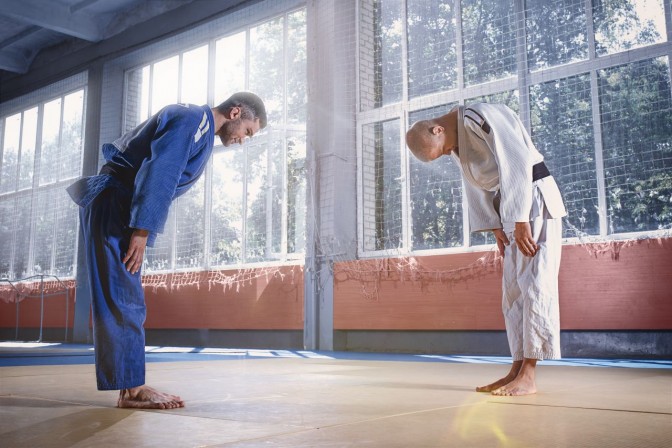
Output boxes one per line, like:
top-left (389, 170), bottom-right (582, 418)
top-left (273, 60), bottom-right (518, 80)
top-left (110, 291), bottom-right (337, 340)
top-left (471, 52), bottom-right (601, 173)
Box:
top-left (0, 278), bottom-right (76, 305)
top-left (1, 225), bottom-right (669, 304)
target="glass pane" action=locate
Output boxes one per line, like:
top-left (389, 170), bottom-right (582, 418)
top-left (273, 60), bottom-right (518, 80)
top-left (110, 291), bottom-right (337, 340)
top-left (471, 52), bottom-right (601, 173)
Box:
top-left (245, 144), bottom-right (269, 262)
top-left (362, 119), bottom-right (402, 251)
top-left (53, 187), bottom-right (78, 277)
top-left (462, 0), bottom-right (517, 85)
top-left (0, 198), bottom-right (15, 277)
top-left (141, 66), bottom-right (150, 123)
top-left (124, 66), bottom-right (148, 131)
top-left (18, 108), bottom-right (37, 190)
top-left (1, 113), bottom-right (21, 193)
top-left (181, 45), bottom-right (209, 106)
top-left (407, 0), bottom-right (457, 98)
top-left (174, 175), bottom-right (205, 269)
top-left (145, 208), bottom-right (175, 272)
top-left (360, 0), bottom-right (403, 110)
top-left (13, 193), bottom-right (31, 278)
top-left (467, 90), bottom-right (519, 113)
top-left (287, 10), bottom-right (307, 124)
top-left (215, 32), bottom-right (246, 104)
top-left (33, 187), bottom-right (57, 274)
top-left (60, 90), bottom-right (84, 181)
top-left (270, 140), bottom-right (284, 254)
top-left (525, 0), bottom-right (588, 71)
top-left (151, 56), bottom-right (179, 115)
top-left (287, 134), bottom-right (306, 254)
top-left (211, 149), bottom-right (243, 266)
top-left (250, 17), bottom-right (284, 125)
top-left (593, 0), bottom-right (666, 56)
top-left (40, 98), bottom-right (62, 185)
top-left (408, 104), bottom-right (464, 250)
top-left (530, 74), bottom-right (599, 237)
top-left (598, 57), bottom-right (672, 234)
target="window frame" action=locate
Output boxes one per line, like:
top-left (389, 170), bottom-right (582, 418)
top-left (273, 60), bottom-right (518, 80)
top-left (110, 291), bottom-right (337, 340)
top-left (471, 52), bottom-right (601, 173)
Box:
top-left (0, 85), bottom-right (87, 280)
top-left (356, 0), bottom-right (672, 258)
top-left (120, 7), bottom-right (307, 274)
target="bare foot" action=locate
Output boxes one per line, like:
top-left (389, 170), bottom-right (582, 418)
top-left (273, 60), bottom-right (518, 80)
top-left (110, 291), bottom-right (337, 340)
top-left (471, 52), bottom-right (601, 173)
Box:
top-left (491, 358), bottom-right (537, 396)
top-left (117, 385), bottom-right (185, 409)
top-left (476, 360), bottom-right (522, 392)
top-left (491, 376), bottom-right (537, 396)
top-left (475, 373), bottom-right (517, 392)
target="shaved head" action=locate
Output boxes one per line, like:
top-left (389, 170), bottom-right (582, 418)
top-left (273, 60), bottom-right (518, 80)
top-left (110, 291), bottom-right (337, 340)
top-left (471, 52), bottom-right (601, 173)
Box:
top-left (406, 120), bottom-right (432, 162)
top-left (406, 120), bottom-right (443, 162)
top-left (405, 108), bottom-right (459, 162)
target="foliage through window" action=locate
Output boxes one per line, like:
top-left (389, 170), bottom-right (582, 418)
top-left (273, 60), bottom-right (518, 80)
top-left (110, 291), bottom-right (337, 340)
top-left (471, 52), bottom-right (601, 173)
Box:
top-left (124, 8), bottom-right (307, 272)
top-left (0, 89), bottom-right (85, 279)
top-left (358, 0), bottom-right (672, 255)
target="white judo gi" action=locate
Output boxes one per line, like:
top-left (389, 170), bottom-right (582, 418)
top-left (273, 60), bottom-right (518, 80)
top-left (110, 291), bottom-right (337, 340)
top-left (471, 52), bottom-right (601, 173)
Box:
top-left (455, 103), bottom-right (567, 361)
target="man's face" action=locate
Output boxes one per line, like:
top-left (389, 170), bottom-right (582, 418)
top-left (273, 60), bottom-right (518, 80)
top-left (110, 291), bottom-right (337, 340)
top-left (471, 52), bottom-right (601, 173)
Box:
top-left (218, 117), bottom-right (261, 147)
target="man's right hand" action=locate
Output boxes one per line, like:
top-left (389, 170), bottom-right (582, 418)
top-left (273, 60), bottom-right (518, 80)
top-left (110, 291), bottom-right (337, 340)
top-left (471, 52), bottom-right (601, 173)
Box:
top-left (492, 228), bottom-right (509, 257)
top-left (123, 229), bottom-right (149, 274)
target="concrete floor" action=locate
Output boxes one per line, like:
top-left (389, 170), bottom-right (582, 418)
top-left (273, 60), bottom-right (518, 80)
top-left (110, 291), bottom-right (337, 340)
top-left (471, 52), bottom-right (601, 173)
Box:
top-left (1, 343), bottom-right (671, 447)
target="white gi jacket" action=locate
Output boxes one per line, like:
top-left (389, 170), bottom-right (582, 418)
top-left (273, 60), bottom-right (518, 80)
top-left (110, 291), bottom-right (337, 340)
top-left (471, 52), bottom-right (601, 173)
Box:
top-left (454, 103), bottom-right (567, 232)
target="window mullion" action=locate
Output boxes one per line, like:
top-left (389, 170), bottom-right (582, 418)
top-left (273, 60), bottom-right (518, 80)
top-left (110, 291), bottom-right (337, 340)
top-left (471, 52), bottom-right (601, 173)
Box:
top-left (400, 0), bottom-right (410, 251)
top-left (514, 0), bottom-right (530, 129)
top-left (455, 0), bottom-right (465, 91)
top-left (665, 0), bottom-right (672, 106)
top-left (242, 148), bottom-right (248, 264)
top-left (177, 53), bottom-right (184, 104)
top-left (585, 0), bottom-right (608, 237)
top-left (282, 136), bottom-right (289, 258)
top-left (204, 39), bottom-right (217, 269)
top-left (282, 13), bottom-right (289, 258)
top-left (455, 0), bottom-right (469, 248)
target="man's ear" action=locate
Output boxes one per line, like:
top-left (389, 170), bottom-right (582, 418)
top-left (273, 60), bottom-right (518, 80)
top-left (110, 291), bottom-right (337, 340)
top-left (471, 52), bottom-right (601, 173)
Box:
top-left (430, 125), bottom-right (444, 135)
top-left (227, 106), bottom-right (241, 120)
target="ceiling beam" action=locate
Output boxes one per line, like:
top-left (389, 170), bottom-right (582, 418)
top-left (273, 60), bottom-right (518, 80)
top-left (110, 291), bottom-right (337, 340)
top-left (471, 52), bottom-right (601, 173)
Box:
top-left (0, 26), bottom-right (41, 50)
top-left (2, 0), bottom-right (105, 42)
top-left (0, 49), bottom-right (34, 74)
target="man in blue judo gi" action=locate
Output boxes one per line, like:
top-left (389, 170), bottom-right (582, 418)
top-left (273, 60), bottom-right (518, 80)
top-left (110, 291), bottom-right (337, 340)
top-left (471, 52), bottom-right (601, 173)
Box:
top-left (67, 92), bottom-right (267, 409)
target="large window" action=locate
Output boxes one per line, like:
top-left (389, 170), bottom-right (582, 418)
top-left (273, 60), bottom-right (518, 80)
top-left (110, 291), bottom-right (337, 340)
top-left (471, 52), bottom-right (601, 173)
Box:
top-left (0, 89), bottom-right (86, 279)
top-left (124, 8), bottom-right (307, 272)
top-left (358, 0), bottom-right (672, 255)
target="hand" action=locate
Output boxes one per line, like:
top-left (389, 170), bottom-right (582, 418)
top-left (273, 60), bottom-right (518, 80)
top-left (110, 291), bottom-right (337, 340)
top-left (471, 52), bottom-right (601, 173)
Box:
top-left (123, 229), bottom-right (149, 274)
top-left (492, 228), bottom-right (509, 257)
top-left (514, 222), bottom-right (538, 257)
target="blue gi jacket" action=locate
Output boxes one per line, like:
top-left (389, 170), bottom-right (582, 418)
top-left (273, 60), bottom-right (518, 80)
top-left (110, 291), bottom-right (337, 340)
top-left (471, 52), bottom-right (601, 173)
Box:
top-left (67, 103), bottom-right (215, 246)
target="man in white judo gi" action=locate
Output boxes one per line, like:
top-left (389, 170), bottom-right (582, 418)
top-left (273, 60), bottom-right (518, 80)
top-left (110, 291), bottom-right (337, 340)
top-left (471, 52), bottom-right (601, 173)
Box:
top-left (406, 103), bottom-right (567, 396)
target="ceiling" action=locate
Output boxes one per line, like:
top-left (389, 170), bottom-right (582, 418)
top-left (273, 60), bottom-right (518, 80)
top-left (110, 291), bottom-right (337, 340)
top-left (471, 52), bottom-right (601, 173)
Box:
top-left (0, 0), bottom-right (196, 76)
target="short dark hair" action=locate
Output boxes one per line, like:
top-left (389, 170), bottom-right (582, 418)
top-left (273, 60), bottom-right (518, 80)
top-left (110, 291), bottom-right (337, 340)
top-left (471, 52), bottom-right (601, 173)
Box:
top-left (216, 92), bottom-right (268, 129)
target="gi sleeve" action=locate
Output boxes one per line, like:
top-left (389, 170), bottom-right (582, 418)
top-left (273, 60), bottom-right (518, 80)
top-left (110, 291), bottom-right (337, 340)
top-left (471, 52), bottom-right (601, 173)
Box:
top-left (467, 108), bottom-right (535, 224)
top-left (461, 177), bottom-right (502, 232)
top-left (129, 109), bottom-right (195, 233)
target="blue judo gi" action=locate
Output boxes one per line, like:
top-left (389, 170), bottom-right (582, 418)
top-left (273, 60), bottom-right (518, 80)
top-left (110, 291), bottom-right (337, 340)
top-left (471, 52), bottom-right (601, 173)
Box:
top-left (67, 103), bottom-right (215, 390)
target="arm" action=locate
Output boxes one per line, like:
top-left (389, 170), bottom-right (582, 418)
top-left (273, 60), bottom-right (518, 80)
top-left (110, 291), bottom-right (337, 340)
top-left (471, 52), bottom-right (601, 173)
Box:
top-left (129, 108), bottom-right (196, 234)
top-left (467, 106), bottom-right (536, 225)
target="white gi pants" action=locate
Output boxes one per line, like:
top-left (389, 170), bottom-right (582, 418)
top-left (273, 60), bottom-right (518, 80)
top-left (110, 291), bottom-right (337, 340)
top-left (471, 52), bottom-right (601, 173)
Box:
top-left (502, 180), bottom-right (563, 361)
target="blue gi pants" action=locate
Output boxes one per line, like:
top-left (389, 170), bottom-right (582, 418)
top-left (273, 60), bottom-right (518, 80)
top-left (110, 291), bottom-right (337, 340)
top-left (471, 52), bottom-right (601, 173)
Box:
top-left (79, 186), bottom-right (146, 390)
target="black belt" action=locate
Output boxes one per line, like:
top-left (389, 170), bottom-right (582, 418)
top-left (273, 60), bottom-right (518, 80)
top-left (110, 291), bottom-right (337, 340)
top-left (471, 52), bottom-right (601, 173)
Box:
top-left (532, 161), bottom-right (551, 182)
top-left (100, 162), bottom-right (137, 190)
